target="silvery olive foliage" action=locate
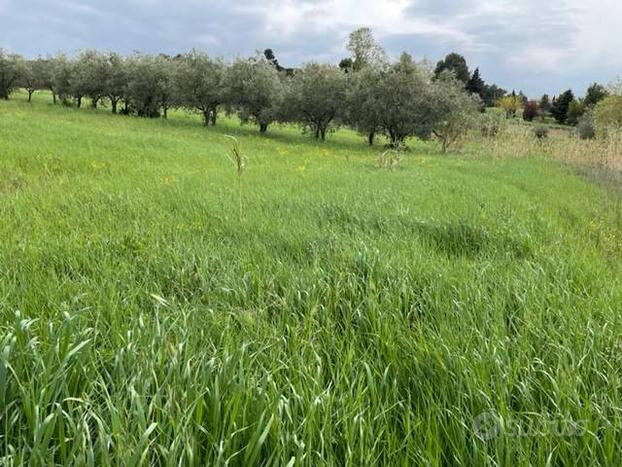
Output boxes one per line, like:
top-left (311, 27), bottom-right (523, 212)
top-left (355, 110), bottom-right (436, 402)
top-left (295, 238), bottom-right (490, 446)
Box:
top-left (280, 63), bottom-right (346, 140)
top-left (0, 49), bottom-right (25, 100)
top-left (174, 50), bottom-right (225, 125)
top-left (1, 29), bottom-right (484, 148)
top-left (224, 56), bottom-right (284, 133)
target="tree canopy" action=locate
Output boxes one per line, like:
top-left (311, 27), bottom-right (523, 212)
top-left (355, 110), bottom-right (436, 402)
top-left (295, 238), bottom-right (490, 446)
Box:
top-left (434, 53), bottom-right (470, 84)
top-left (346, 27), bottom-right (387, 72)
top-left (551, 90), bottom-right (575, 124)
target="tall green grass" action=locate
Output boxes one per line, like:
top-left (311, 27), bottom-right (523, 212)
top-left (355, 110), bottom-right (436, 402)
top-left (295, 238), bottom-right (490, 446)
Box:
top-left (1, 92), bottom-right (622, 465)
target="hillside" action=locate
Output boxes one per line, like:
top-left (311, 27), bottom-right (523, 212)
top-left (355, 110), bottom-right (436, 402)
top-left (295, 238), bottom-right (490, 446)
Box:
top-left (1, 94), bottom-right (622, 465)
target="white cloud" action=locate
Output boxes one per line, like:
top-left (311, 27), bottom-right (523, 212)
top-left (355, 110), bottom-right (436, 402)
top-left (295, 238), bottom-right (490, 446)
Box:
top-left (2, 0), bottom-right (622, 95)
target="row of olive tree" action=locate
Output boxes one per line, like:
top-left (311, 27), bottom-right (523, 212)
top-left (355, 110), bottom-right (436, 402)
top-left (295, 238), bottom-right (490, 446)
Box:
top-left (345, 53), bottom-right (480, 149)
top-left (0, 38), bottom-right (480, 151)
top-left (0, 49), bottom-right (281, 127)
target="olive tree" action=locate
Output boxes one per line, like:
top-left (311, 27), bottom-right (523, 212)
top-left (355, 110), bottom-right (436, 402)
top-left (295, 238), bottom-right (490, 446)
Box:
top-left (36, 59), bottom-right (56, 103)
top-left (102, 52), bottom-right (128, 114)
top-left (357, 53), bottom-right (433, 147)
top-left (175, 51), bottom-right (225, 126)
top-left (428, 76), bottom-right (481, 152)
top-left (155, 54), bottom-right (179, 119)
top-left (126, 54), bottom-right (157, 116)
top-left (74, 50), bottom-right (107, 108)
top-left (51, 54), bottom-right (74, 105)
top-left (20, 59), bottom-right (48, 102)
top-left (282, 63), bottom-right (346, 140)
top-left (345, 65), bottom-right (384, 145)
top-left (0, 49), bottom-right (24, 100)
top-left (346, 27), bottom-right (387, 72)
top-left (124, 53), bottom-right (173, 118)
top-left (224, 56), bottom-right (283, 133)
top-left (24, 57), bottom-right (56, 103)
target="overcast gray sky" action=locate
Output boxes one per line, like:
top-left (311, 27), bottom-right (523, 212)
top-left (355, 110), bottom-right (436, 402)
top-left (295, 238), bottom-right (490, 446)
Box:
top-left (2, 0), bottom-right (621, 97)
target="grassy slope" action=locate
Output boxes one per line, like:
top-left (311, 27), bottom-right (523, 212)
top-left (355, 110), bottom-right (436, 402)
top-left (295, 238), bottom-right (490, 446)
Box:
top-left (1, 93), bottom-right (622, 465)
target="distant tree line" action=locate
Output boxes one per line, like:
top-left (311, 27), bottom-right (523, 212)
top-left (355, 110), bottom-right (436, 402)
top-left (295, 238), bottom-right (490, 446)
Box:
top-left (3, 30), bottom-right (619, 145)
top-left (499, 82), bottom-right (617, 140)
top-left (12, 29), bottom-right (617, 148)
top-left (517, 84), bottom-right (608, 126)
top-left (432, 52), bottom-right (507, 108)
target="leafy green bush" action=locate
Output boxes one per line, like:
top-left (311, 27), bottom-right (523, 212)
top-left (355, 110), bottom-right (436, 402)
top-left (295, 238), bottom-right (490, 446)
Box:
top-left (479, 111), bottom-right (506, 138)
top-left (576, 112), bottom-right (596, 140)
top-left (593, 96), bottom-right (622, 138)
top-left (567, 100), bottom-right (585, 126)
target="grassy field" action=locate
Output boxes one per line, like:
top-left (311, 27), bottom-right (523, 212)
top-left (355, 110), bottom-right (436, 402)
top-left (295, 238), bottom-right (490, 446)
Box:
top-left (2, 92), bottom-right (622, 465)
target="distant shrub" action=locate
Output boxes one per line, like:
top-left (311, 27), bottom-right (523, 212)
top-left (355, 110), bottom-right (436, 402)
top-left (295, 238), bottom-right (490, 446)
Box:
top-left (566, 100), bottom-right (585, 126)
top-left (497, 95), bottom-right (523, 118)
top-left (479, 111), bottom-right (506, 138)
top-left (576, 113), bottom-right (596, 140)
top-left (594, 96), bottom-right (622, 139)
top-left (429, 76), bottom-right (481, 153)
top-left (522, 100), bottom-right (538, 122)
top-left (533, 125), bottom-right (549, 139)
top-left (482, 122), bottom-right (622, 171)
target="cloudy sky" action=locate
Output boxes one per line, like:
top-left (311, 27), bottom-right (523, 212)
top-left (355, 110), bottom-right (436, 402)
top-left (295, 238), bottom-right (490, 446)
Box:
top-left (2, 0), bottom-right (621, 96)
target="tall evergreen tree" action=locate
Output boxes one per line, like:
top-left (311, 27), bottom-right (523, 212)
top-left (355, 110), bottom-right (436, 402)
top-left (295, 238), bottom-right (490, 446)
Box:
top-left (584, 83), bottom-right (608, 108)
top-left (466, 67), bottom-right (485, 97)
top-left (550, 89), bottom-right (575, 124)
top-left (482, 84), bottom-right (506, 107)
top-left (434, 53), bottom-right (470, 85)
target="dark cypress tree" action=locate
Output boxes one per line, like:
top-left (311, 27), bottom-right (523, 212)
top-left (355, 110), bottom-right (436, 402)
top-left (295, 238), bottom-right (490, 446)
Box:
top-left (466, 67), bottom-right (485, 97)
top-left (550, 90), bottom-right (575, 124)
top-left (264, 49), bottom-right (277, 66)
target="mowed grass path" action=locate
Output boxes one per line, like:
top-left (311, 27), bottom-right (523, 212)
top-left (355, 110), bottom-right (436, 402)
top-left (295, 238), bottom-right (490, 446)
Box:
top-left (2, 93), bottom-right (622, 465)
